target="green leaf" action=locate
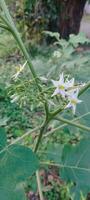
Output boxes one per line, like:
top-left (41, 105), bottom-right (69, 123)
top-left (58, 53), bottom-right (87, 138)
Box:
top-left (0, 187), bottom-right (26, 200)
top-left (60, 139), bottom-right (90, 199)
top-left (0, 144), bottom-right (39, 200)
top-left (69, 33), bottom-right (90, 48)
top-left (56, 39), bottom-right (68, 48)
top-left (46, 143), bottom-right (63, 163)
top-left (43, 31), bottom-right (60, 41)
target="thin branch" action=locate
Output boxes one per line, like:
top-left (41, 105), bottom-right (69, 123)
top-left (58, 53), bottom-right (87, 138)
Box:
top-left (57, 116), bottom-right (90, 132)
top-left (40, 161), bottom-right (61, 168)
top-left (36, 170), bottom-right (44, 200)
top-left (0, 126), bottom-right (40, 155)
top-left (34, 120), bottom-right (48, 153)
top-left (44, 112), bottom-right (90, 138)
top-left (50, 106), bottom-right (65, 118)
top-left (40, 161), bottom-right (90, 172)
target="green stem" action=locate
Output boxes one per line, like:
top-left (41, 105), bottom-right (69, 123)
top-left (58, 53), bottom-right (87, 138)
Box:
top-left (0, 126), bottom-right (40, 155)
top-left (36, 170), bottom-right (44, 200)
top-left (34, 99), bottom-right (51, 153)
top-left (50, 106), bottom-right (65, 118)
top-left (44, 112), bottom-right (90, 138)
top-left (34, 120), bottom-right (48, 153)
top-left (55, 116), bottom-right (90, 132)
top-left (44, 101), bottom-right (49, 119)
top-left (11, 29), bottom-right (42, 92)
top-left (54, 117), bottom-right (90, 131)
top-left (40, 161), bottom-right (61, 168)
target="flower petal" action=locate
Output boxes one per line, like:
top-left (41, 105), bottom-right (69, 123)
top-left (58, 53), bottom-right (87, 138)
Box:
top-left (73, 88), bottom-right (79, 98)
top-left (51, 80), bottom-right (59, 87)
top-left (59, 89), bottom-right (66, 98)
top-left (65, 78), bottom-right (74, 89)
top-left (65, 102), bottom-right (72, 109)
top-left (59, 73), bottom-right (64, 84)
top-left (52, 88), bottom-right (60, 97)
top-left (67, 88), bottom-right (79, 100)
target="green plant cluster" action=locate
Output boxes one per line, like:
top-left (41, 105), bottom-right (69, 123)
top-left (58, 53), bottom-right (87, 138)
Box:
top-left (0, 1), bottom-right (90, 200)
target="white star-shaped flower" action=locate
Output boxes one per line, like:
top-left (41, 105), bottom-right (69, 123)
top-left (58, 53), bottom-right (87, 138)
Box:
top-left (52, 73), bottom-right (66, 98)
top-left (66, 89), bottom-right (82, 114)
top-left (12, 61), bottom-right (27, 80)
top-left (52, 73), bottom-right (74, 98)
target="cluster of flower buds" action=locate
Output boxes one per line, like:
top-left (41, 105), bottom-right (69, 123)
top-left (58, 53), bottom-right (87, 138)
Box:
top-left (10, 93), bottom-right (19, 103)
top-left (52, 73), bottom-right (83, 114)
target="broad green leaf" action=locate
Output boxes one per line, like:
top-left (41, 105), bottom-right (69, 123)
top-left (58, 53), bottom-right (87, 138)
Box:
top-left (60, 139), bottom-right (90, 199)
top-left (0, 187), bottom-right (26, 200)
top-left (0, 144), bottom-right (39, 200)
top-left (77, 91), bottom-right (90, 128)
top-left (46, 143), bottom-right (63, 163)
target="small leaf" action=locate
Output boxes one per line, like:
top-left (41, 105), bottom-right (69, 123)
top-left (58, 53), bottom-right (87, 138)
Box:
top-left (43, 31), bottom-right (60, 41)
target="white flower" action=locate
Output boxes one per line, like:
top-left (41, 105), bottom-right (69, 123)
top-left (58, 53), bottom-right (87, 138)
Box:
top-left (12, 61), bottom-right (27, 80)
top-left (51, 73), bottom-right (83, 114)
top-left (66, 89), bottom-right (82, 114)
top-left (52, 73), bottom-right (66, 98)
top-left (53, 51), bottom-right (62, 58)
top-left (52, 73), bottom-right (74, 98)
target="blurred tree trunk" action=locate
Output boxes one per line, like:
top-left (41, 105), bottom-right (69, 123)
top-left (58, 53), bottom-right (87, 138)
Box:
top-left (58, 0), bottom-right (87, 39)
